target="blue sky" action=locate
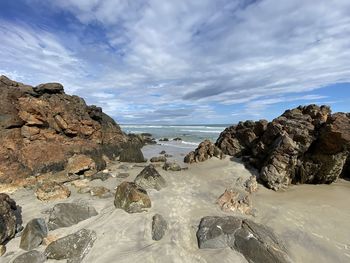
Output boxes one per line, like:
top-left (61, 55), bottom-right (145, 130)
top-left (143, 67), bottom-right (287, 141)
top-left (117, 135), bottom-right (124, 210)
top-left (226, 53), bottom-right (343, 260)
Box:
top-left (0, 0), bottom-right (349, 124)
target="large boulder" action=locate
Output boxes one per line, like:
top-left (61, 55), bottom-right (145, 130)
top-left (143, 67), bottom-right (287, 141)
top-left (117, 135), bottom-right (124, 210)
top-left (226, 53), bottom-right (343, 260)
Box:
top-left (45, 228), bottom-right (96, 263)
top-left (114, 182), bottom-right (151, 213)
top-left (0, 75), bottom-right (127, 187)
top-left (212, 105), bottom-right (350, 190)
top-left (0, 193), bottom-right (21, 246)
top-left (197, 216), bottom-right (291, 263)
top-left (184, 139), bottom-right (224, 163)
top-left (20, 218), bottom-right (48, 251)
top-left (47, 203), bottom-right (98, 230)
top-left (134, 164), bottom-right (167, 191)
top-left (119, 143), bottom-right (146, 163)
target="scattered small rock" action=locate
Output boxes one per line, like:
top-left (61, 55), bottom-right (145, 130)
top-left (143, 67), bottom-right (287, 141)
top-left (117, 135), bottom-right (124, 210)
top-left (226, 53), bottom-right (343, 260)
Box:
top-left (71, 179), bottom-right (89, 189)
top-left (20, 218), bottom-right (48, 251)
top-left (217, 189), bottom-right (253, 215)
top-left (47, 203), bottom-right (98, 230)
top-left (159, 138), bottom-right (169, 142)
top-left (114, 182), bottom-right (151, 213)
top-left (159, 150), bottom-right (166, 155)
top-left (163, 162), bottom-right (182, 171)
top-left (35, 182), bottom-right (71, 202)
top-left (118, 164), bottom-right (130, 170)
top-left (89, 171), bottom-right (111, 181)
top-left (134, 165), bottom-right (167, 191)
top-left (152, 214), bottom-right (168, 241)
top-left (150, 156), bottom-right (167, 163)
top-left (45, 229), bottom-right (96, 263)
top-left (164, 154), bottom-right (173, 158)
top-left (173, 137), bottom-right (182, 141)
top-left (90, 186), bottom-right (112, 198)
top-left (13, 250), bottom-right (46, 263)
top-left (116, 172), bottom-right (130, 178)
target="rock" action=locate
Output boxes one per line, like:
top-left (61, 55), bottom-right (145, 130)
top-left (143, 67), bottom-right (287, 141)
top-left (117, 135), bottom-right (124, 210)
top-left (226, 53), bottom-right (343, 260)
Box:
top-left (13, 250), bottom-right (46, 263)
top-left (20, 218), bottom-right (48, 251)
top-left (0, 75), bottom-right (127, 187)
top-left (162, 161), bottom-right (182, 171)
top-left (159, 150), bottom-right (166, 154)
top-left (159, 138), bottom-right (169, 141)
top-left (66, 154), bottom-right (97, 176)
top-left (90, 186), bottom-right (112, 198)
top-left (150, 156), bottom-right (167, 162)
top-left (71, 179), bottom-right (89, 189)
top-left (119, 143), bottom-right (146, 163)
top-left (197, 216), bottom-right (291, 263)
top-left (152, 214), bottom-right (168, 241)
top-left (35, 182), bottom-right (71, 201)
top-left (116, 172), bottom-right (130, 178)
top-left (114, 182), bottom-right (151, 213)
top-left (244, 176), bottom-right (258, 193)
top-left (217, 189), bottom-right (253, 215)
top-left (45, 228), bottom-right (96, 263)
top-left (47, 203), bottom-right (98, 230)
top-left (164, 154), bottom-right (173, 158)
top-left (184, 140), bottom-right (224, 163)
top-left (0, 245), bottom-right (5, 256)
top-left (173, 137), bottom-right (182, 141)
top-left (90, 171), bottom-right (111, 181)
top-left (0, 193), bottom-right (21, 245)
top-left (134, 164), bottom-right (167, 191)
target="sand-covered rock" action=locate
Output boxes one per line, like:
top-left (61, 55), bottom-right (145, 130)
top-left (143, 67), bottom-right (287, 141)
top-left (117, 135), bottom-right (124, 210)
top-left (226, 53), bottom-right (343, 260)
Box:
top-left (184, 139), bottom-right (224, 163)
top-left (114, 182), bottom-right (151, 213)
top-left (45, 228), bottom-right (96, 263)
top-left (0, 75), bottom-right (127, 186)
top-left (197, 216), bottom-right (291, 263)
top-left (151, 214), bottom-right (168, 241)
top-left (35, 182), bottom-right (71, 201)
top-left (13, 250), bottom-right (46, 263)
top-left (134, 164), bottom-right (166, 191)
top-left (213, 105), bottom-right (350, 190)
top-left (47, 203), bottom-right (98, 230)
top-left (0, 193), bottom-right (21, 246)
top-left (20, 218), bottom-right (48, 251)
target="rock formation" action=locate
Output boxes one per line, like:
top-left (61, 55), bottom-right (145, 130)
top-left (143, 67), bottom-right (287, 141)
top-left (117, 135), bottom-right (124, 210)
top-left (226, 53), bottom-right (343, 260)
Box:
top-left (0, 75), bottom-right (127, 186)
top-left (184, 140), bottom-right (224, 163)
top-left (134, 164), bottom-right (167, 191)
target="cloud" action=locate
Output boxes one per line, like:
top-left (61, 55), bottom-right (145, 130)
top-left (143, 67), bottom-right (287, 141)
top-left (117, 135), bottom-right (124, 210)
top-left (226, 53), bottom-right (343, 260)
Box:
top-left (1, 0), bottom-right (350, 123)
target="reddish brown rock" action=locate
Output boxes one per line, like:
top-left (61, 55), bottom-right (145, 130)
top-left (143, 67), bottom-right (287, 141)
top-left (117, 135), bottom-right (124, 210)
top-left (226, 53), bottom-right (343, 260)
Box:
top-left (0, 75), bottom-right (127, 187)
top-left (66, 154), bottom-right (97, 177)
top-left (0, 193), bottom-right (21, 246)
top-left (217, 189), bottom-right (253, 215)
top-left (35, 182), bottom-right (71, 201)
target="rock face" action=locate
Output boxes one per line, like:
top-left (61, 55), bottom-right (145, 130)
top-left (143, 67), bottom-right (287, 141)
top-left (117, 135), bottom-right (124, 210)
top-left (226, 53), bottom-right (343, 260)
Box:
top-left (213, 105), bottom-right (350, 190)
top-left (184, 140), bottom-right (224, 163)
top-left (13, 250), bottom-right (46, 263)
top-left (0, 193), bottom-right (21, 246)
top-left (45, 228), bottom-right (96, 263)
top-left (0, 75), bottom-right (127, 185)
top-left (47, 203), bottom-right (98, 230)
top-left (20, 218), bottom-right (48, 251)
top-left (114, 182), bottom-right (151, 213)
top-left (197, 216), bottom-right (291, 263)
top-left (134, 165), bottom-right (167, 191)
top-left (151, 214), bottom-right (168, 241)
top-left (35, 182), bottom-right (71, 201)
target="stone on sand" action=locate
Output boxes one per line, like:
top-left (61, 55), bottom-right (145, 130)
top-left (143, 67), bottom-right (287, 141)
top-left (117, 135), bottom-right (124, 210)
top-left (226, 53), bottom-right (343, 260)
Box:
top-left (134, 164), bottom-right (167, 191)
top-left (35, 182), bottom-right (71, 201)
top-left (162, 161), bottom-right (182, 171)
top-left (20, 218), bottom-right (48, 251)
top-left (13, 250), bottom-right (46, 263)
top-left (152, 214), bottom-right (168, 241)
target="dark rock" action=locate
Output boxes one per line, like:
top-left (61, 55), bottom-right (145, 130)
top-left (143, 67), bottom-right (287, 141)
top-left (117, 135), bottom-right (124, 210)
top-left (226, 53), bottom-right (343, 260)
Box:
top-left (150, 156), bottom-right (167, 163)
top-left (162, 162), bottom-right (182, 171)
top-left (184, 140), bottom-right (224, 163)
top-left (119, 143), bottom-right (146, 163)
top-left (164, 154), bottom-right (173, 158)
top-left (34, 83), bottom-right (64, 95)
top-left (173, 137), bottom-right (182, 141)
top-left (114, 182), bottom-right (151, 213)
top-left (152, 214), bottom-right (168, 241)
top-left (20, 218), bottom-right (48, 251)
top-left (90, 171), bottom-right (111, 181)
top-left (197, 216), bottom-right (291, 263)
top-left (134, 164), bottom-right (167, 191)
top-left (0, 193), bottom-right (21, 245)
top-left (13, 250), bottom-right (46, 263)
top-left (159, 150), bottom-right (166, 154)
top-left (47, 203), bottom-right (98, 230)
top-left (45, 228), bottom-right (96, 263)
top-left (159, 138), bottom-right (169, 142)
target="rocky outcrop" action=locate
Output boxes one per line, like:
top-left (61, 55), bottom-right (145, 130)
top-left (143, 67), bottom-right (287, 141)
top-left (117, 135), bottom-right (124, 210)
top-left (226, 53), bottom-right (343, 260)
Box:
top-left (0, 194), bottom-right (21, 246)
top-left (184, 140), bottom-right (224, 163)
top-left (114, 182), bottom-right (151, 213)
top-left (212, 105), bottom-right (350, 190)
top-left (20, 218), bottom-right (48, 251)
top-left (134, 165), bottom-right (167, 191)
top-left (197, 216), bottom-right (291, 263)
top-left (0, 75), bottom-right (127, 186)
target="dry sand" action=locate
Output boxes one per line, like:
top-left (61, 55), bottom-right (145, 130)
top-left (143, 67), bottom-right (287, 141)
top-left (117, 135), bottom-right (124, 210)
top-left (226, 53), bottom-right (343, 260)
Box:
top-left (2, 145), bottom-right (350, 263)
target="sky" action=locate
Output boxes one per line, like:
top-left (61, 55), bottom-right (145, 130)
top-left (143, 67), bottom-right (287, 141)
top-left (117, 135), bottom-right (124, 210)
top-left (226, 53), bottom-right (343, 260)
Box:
top-left (0, 0), bottom-right (350, 124)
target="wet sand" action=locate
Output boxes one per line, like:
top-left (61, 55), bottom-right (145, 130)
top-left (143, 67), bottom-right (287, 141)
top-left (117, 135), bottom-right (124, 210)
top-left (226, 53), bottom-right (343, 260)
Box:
top-left (2, 146), bottom-right (350, 263)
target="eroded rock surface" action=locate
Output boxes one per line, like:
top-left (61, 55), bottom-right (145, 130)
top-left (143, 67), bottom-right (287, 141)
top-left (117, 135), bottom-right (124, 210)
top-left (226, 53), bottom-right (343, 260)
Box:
top-left (134, 164), bottom-right (167, 191)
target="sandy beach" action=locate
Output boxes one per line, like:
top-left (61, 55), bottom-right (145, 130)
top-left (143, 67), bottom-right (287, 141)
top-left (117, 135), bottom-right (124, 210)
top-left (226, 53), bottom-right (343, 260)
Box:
top-left (2, 143), bottom-right (349, 263)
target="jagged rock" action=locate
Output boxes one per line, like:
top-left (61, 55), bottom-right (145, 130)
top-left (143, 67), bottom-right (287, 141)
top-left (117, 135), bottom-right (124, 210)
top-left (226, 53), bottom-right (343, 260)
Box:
top-left (197, 216), bottom-right (291, 263)
top-left (0, 245), bottom-right (5, 256)
top-left (45, 228), bottom-right (96, 263)
top-left (184, 140), bottom-right (224, 163)
top-left (35, 182), bottom-right (71, 201)
top-left (13, 250), bottom-right (46, 263)
top-left (119, 143), bottom-right (146, 163)
top-left (150, 156), bottom-right (167, 162)
top-left (47, 203), bottom-right (98, 230)
top-left (90, 186), bottom-right (112, 198)
top-left (114, 182), bottom-right (151, 213)
top-left (66, 154), bottom-right (97, 177)
top-left (0, 75), bottom-right (127, 187)
top-left (134, 165), bottom-right (167, 191)
top-left (162, 162), bottom-right (182, 171)
top-left (0, 193), bottom-right (21, 245)
top-left (212, 105), bottom-right (350, 190)
top-left (217, 189), bottom-right (253, 215)
top-left (152, 214), bottom-right (168, 241)
top-left (20, 218), bottom-right (48, 251)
